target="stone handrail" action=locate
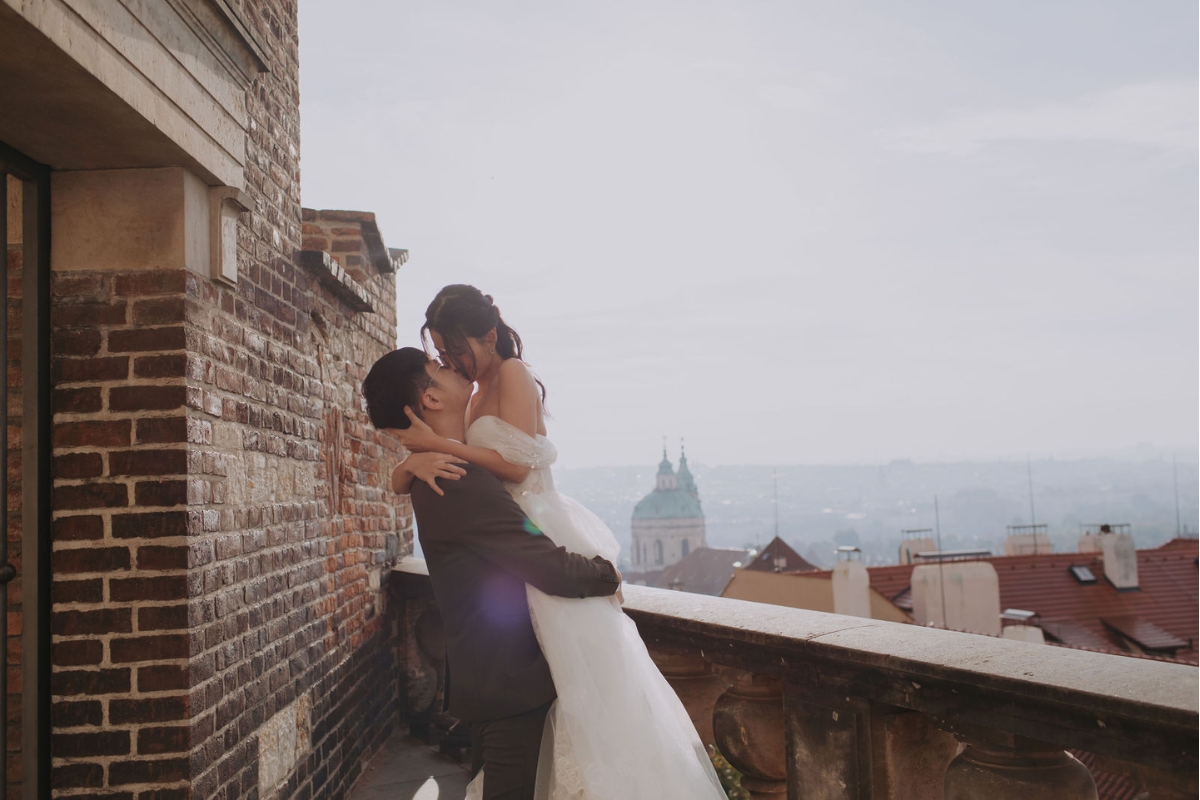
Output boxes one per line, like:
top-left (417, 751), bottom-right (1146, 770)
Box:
top-left (391, 559), bottom-right (1198, 799)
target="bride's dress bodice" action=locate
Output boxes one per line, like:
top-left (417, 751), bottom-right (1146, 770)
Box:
top-left (466, 415), bottom-right (618, 563)
top-left (466, 415), bottom-right (558, 496)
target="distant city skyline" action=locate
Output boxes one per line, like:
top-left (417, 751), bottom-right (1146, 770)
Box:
top-left (300, 1), bottom-right (1198, 467)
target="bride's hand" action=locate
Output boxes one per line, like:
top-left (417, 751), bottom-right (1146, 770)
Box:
top-left (396, 452), bottom-right (468, 496)
top-left (393, 407), bottom-right (443, 453)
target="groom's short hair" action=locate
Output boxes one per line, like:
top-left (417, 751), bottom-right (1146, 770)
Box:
top-left (362, 347), bottom-right (432, 430)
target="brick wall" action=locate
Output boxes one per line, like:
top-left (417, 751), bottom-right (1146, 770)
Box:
top-left (45, 1), bottom-right (412, 798)
top-left (6, 176), bottom-right (25, 800)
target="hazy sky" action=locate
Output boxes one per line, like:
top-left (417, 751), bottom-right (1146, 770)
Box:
top-left (299, 1), bottom-right (1198, 468)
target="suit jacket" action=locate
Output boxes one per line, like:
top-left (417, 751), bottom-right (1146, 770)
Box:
top-left (412, 464), bottom-right (620, 722)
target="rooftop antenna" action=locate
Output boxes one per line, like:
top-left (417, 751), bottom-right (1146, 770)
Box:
top-left (934, 495), bottom-right (947, 629)
top-left (1173, 453), bottom-right (1182, 538)
top-left (1027, 456), bottom-right (1038, 555)
top-left (773, 470), bottom-right (779, 540)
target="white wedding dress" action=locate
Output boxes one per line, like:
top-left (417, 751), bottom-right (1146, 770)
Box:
top-left (463, 415), bottom-right (726, 800)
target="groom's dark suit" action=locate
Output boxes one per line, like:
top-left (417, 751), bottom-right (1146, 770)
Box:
top-left (411, 464), bottom-right (620, 798)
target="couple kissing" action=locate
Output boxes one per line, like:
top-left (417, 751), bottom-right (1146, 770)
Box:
top-left (362, 285), bottom-right (724, 800)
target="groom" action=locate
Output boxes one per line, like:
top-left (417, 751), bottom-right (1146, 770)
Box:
top-left (362, 348), bottom-right (621, 799)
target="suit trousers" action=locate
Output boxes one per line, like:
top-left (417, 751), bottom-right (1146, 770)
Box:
top-left (470, 700), bottom-right (554, 800)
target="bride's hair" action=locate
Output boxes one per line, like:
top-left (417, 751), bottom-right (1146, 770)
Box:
top-left (422, 284), bottom-right (546, 401)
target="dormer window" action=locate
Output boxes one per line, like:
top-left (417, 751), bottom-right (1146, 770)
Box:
top-left (1069, 565), bottom-right (1097, 584)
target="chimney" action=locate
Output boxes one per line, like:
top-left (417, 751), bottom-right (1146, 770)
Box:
top-left (898, 535), bottom-right (936, 564)
top-left (832, 548), bottom-right (870, 618)
top-left (1004, 524), bottom-right (1052, 556)
top-left (911, 560), bottom-right (1001, 636)
top-left (1000, 609), bottom-right (1045, 644)
top-left (1098, 529), bottom-right (1138, 590)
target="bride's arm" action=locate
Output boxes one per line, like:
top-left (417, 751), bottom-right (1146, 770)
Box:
top-left (394, 359), bottom-right (540, 484)
top-left (390, 451), bottom-right (468, 496)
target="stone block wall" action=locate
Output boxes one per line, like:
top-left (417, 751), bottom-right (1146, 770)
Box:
top-left (43, 1), bottom-right (412, 799)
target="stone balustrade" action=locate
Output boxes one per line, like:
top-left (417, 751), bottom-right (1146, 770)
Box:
top-left (391, 560), bottom-right (1198, 799)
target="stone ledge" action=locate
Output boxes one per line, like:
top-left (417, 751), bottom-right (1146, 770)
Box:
top-left (296, 250), bottom-right (374, 313)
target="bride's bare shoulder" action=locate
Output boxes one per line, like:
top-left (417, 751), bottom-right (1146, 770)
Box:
top-left (498, 357), bottom-right (537, 386)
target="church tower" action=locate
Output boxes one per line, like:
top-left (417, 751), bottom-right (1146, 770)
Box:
top-left (629, 443), bottom-right (706, 584)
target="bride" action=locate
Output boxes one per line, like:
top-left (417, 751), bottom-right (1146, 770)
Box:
top-left (391, 285), bottom-right (725, 800)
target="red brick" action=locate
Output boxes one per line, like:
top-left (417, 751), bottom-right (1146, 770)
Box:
top-left (53, 515), bottom-right (103, 541)
top-left (108, 326), bottom-right (186, 353)
top-left (137, 604), bottom-right (188, 630)
top-left (114, 271), bottom-right (187, 296)
top-left (52, 302), bottom-right (126, 328)
top-left (53, 452), bottom-right (104, 479)
top-left (110, 634), bottom-right (189, 663)
top-left (51, 328), bottom-right (102, 356)
top-left (52, 700), bottom-right (103, 727)
top-left (52, 667), bottom-right (131, 696)
top-left (109, 449), bottom-right (187, 476)
top-left (52, 546), bottom-right (130, 574)
top-left (134, 354), bottom-right (188, 379)
top-left (53, 579), bottom-right (103, 605)
top-left (54, 420), bottom-right (131, 448)
top-left (55, 482), bottom-right (128, 510)
top-left (54, 730), bottom-right (130, 757)
top-left (139, 789), bottom-right (189, 800)
top-left (132, 297), bottom-right (186, 325)
top-left (52, 273), bottom-right (106, 297)
top-left (136, 417), bottom-right (188, 444)
top-left (137, 546), bottom-right (188, 570)
top-left (109, 575), bottom-right (187, 602)
top-left (108, 757), bottom-right (188, 786)
top-left (53, 387), bottom-right (103, 414)
top-left (110, 385), bottom-right (186, 412)
top-left (138, 664), bottom-right (188, 692)
top-left (112, 510), bottom-right (188, 539)
top-left (53, 607), bottom-right (132, 636)
top-left (134, 480), bottom-right (187, 507)
top-left (52, 639), bottom-right (103, 666)
top-left (50, 763), bottom-right (103, 789)
top-left (109, 695), bottom-right (188, 724)
top-left (53, 356), bottom-right (129, 383)
top-left (137, 726), bottom-right (190, 755)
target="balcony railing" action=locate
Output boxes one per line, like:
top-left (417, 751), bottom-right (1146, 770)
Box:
top-left (391, 559), bottom-right (1197, 800)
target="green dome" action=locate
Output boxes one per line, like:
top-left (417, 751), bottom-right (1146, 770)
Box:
top-left (633, 488), bottom-right (704, 520)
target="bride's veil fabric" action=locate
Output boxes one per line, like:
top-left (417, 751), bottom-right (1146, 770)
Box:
top-left (463, 416), bottom-right (725, 800)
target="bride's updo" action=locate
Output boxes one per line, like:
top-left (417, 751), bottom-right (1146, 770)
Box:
top-left (423, 284), bottom-right (546, 399)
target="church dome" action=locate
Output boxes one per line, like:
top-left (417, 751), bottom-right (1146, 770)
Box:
top-left (633, 446), bottom-right (704, 520)
top-left (633, 490), bottom-right (704, 520)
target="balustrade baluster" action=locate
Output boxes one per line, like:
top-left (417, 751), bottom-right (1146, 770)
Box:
top-left (714, 672), bottom-right (787, 798)
top-left (944, 731), bottom-right (1097, 800)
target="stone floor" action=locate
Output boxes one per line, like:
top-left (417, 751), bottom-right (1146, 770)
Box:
top-left (349, 731), bottom-right (473, 800)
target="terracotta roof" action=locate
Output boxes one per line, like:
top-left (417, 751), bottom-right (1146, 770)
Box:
top-left (743, 536), bottom-right (819, 573)
top-left (792, 539), bottom-right (1198, 662)
top-left (655, 548), bottom-right (751, 596)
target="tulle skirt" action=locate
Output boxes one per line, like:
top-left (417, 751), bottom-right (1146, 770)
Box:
top-left (466, 487), bottom-right (725, 800)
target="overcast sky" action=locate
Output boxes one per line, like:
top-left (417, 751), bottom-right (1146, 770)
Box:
top-left (299, 1), bottom-right (1198, 468)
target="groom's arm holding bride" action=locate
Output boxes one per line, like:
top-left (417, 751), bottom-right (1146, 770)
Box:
top-left (412, 464), bottom-right (622, 600)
